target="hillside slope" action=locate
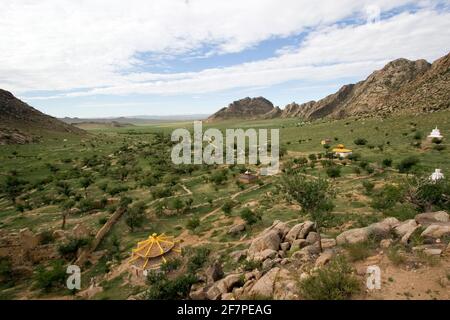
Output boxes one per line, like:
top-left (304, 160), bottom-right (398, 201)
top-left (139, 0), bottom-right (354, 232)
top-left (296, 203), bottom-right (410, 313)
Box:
top-left (0, 89), bottom-right (84, 144)
top-left (282, 52), bottom-right (449, 120)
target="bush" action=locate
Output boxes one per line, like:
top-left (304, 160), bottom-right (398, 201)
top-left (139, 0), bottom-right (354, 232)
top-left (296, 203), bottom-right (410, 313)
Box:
top-left (58, 238), bottom-right (90, 259)
top-left (326, 166), bottom-right (341, 178)
top-left (362, 180), bottom-right (375, 194)
top-left (344, 241), bottom-right (375, 262)
top-left (397, 156), bottom-right (420, 173)
top-left (186, 247), bottom-right (210, 273)
top-left (34, 260), bottom-right (67, 292)
top-left (240, 208), bottom-right (261, 225)
top-left (371, 185), bottom-right (404, 211)
top-left (384, 203), bottom-right (418, 221)
top-left (354, 138), bottom-right (368, 146)
top-left (433, 144), bottom-right (445, 151)
top-left (0, 257), bottom-right (15, 287)
top-left (413, 132), bottom-right (423, 140)
top-left (146, 271), bottom-right (197, 300)
top-left (39, 230), bottom-right (55, 245)
top-left (416, 179), bottom-right (450, 211)
top-left (299, 257), bottom-right (360, 300)
top-left (222, 200), bottom-right (234, 215)
top-left (160, 258), bottom-right (182, 273)
top-left (382, 158), bottom-right (393, 168)
top-left (186, 217), bottom-right (200, 230)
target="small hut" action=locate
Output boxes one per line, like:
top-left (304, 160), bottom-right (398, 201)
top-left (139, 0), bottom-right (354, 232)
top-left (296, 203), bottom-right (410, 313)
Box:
top-left (332, 144), bottom-right (353, 158)
top-left (129, 233), bottom-right (181, 275)
top-left (428, 127), bottom-right (443, 141)
top-left (321, 138), bottom-right (332, 145)
top-left (239, 170), bottom-right (258, 184)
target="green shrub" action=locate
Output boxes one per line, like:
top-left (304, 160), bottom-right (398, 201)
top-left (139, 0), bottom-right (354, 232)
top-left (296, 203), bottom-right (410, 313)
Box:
top-left (384, 203), bottom-right (418, 221)
top-left (58, 238), bottom-right (90, 259)
top-left (326, 166), bottom-right (341, 178)
top-left (370, 185), bottom-right (403, 211)
top-left (186, 217), bottom-right (200, 230)
top-left (146, 271), bottom-right (197, 300)
top-left (39, 230), bottom-right (55, 245)
top-left (299, 256), bottom-right (360, 300)
top-left (160, 258), bottom-right (182, 273)
top-left (344, 241), bottom-right (376, 262)
top-left (362, 180), bottom-right (375, 194)
top-left (354, 138), bottom-right (368, 146)
top-left (240, 208), bottom-right (261, 225)
top-left (382, 158), bottom-right (393, 168)
top-left (397, 156), bottom-right (420, 173)
top-left (387, 245), bottom-right (407, 266)
top-left (222, 200), bottom-right (234, 215)
top-left (433, 144), bottom-right (445, 151)
top-left (34, 260), bottom-right (67, 292)
top-left (416, 179), bottom-right (450, 211)
top-left (186, 247), bottom-right (210, 273)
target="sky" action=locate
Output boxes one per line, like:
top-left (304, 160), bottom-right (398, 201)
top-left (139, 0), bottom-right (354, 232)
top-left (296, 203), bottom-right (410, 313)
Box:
top-left (1, 0), bottom-right (450, 118)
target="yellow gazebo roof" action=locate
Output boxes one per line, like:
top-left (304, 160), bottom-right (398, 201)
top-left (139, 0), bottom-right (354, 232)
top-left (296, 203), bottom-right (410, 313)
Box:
top-left (332, 144), bottom-right (352, 153)
top-left (129, 233), bottom-right (181, 270)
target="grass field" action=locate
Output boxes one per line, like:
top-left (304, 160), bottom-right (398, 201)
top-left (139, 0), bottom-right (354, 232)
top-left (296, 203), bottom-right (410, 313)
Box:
top-left (0, 110), bottom-right (449, 299)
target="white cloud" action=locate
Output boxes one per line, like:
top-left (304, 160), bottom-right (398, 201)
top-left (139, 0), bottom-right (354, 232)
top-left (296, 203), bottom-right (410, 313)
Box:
top-left (0, 0), bottom-right (448, 96)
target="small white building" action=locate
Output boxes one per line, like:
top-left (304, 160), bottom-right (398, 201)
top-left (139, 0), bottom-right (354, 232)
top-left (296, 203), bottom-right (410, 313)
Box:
top-left (430, 169), bottom-right (445, 182)
top-left (428, 127), bottom-right (443, 141)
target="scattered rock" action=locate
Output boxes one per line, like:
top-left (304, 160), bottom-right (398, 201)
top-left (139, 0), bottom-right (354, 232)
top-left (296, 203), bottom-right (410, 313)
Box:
top-left (248, 267), bottom-right (279, 298)
top-left (321, 238), bottom-right (337, 249)
top-left (264, 220), bottom-right (290, 240)
top-left (285, 221), bottom-right (315, 243)
top-left (72, 224), bottom-right (91, 239)
top-left (248, 230), bottom-right (281, 258)
top-left (228, 223), bottom-right (246, 235)
top-left (415, 211), bottom-right (449, 226)
top-left (394, 219), bottom-right (418, 237)
top-left (280, 242), bottom-right (290, 252)
top-left (19, 228), bottom-right (40, 250)
top-left (305, 232), bottom-right (320, 245)
top-left (290, 239), bottom-right (308, 252)
top-left (336, 227), bottom-right (371, 245)
top-left (421, 223), bottom-right (450, 240)
top-left (230, 249), bottom-right (247, 262)
top-left (206, 261), bottom-right (224, 284)
top-left (315, 250), bottom-right (335, 267)
top-left (380, 239), bottom-right (393, 249)
top-left (253, 249), bottom-right (278, 262)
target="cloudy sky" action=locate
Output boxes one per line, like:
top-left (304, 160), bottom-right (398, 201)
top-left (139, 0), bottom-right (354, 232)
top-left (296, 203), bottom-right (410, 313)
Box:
top-left (1, 0), bottom-right (449, 118)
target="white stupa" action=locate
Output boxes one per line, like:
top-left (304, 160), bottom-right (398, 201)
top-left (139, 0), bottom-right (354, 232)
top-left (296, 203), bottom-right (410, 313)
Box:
top-left (428, 127), bottom-right (443, 140)
top-left (430, 169), bottom-right (445, 182)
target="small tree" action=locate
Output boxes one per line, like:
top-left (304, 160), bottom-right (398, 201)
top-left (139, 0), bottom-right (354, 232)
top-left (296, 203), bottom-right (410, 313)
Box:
top-left (281, 174), bottom-right (335, 252)
top-left (125, 201), bottom-right (145, 232)
top-left (1, 175), bottom-right (27, 205)
top-left (172, 198), bottom-right (184, 214)
top-left (79, 176), bottom-right (93, 198)
top-left (240, 208), bottom-right (261, 225)
top-left (60, 199), bottom-right (75, 230)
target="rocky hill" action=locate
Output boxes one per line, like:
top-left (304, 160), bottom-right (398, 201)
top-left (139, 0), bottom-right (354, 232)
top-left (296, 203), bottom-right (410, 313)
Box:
top-left (282, 52), bottom-right (450, 120)
top-left (209, 52), bottom-right (449, 122)
top-left (0, 89), bottom-right (84, 144)
top-left (206, 97), bottom-right (280, 122)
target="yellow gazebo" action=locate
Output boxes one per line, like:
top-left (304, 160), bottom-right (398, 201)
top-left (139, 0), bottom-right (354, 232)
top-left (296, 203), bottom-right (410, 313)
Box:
top-left (332, 144), bottom-right (353, 158)
top-left (129, 233), bottom-right (181, 271)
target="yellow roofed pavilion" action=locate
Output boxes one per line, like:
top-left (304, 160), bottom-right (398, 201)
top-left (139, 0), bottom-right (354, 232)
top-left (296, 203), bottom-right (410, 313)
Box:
top-left (128, 233), bottom-right (181, 271)
top-left (332, 144), bottom-right (352, 153)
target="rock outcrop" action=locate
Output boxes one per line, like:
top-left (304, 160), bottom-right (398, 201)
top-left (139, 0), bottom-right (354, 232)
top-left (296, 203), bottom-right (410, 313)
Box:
top-left (206, 97), bottom-right (280, 122)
